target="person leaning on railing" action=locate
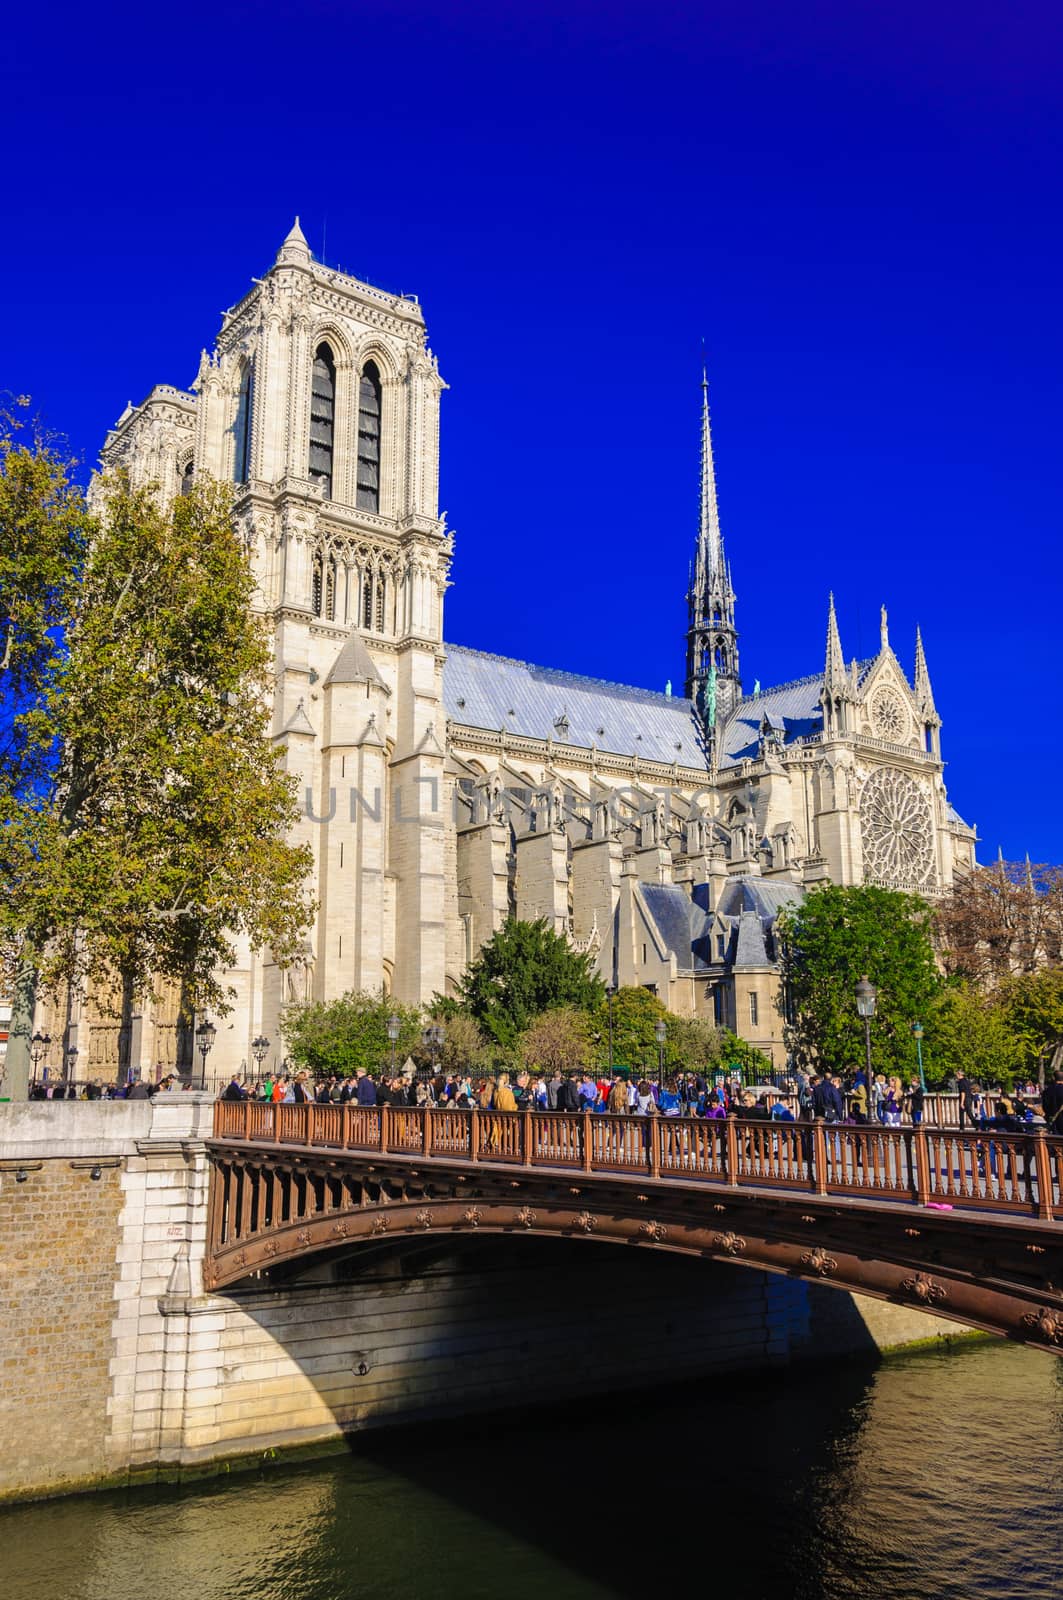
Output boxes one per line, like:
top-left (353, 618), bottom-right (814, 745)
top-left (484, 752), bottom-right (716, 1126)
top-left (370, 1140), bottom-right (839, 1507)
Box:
top-left (1042, 1071), bottom-right (1063, 1136)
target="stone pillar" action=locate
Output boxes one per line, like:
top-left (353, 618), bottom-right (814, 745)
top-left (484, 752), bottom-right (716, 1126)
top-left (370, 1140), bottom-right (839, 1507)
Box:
top-left (514, 828), bottom-right (569, 932)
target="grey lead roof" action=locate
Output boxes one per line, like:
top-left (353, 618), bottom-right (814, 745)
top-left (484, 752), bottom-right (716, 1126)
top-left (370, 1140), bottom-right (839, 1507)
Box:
top-left (443, 644), bottom-right (708, 767)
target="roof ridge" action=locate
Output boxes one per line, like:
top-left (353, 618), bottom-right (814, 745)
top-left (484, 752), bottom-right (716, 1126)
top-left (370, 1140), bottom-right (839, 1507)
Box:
top-left (443, 641), bottom-right (692, 709)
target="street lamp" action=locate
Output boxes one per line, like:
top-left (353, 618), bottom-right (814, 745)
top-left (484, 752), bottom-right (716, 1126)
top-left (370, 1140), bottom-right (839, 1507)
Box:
top-left (422, 1023), bottom-right (444, 1081)
top-left (606, 985), bottom-right (616, 1071)
top-left (65, 1043), bottom-right (79, 1087)
top-left (251, 1035), bottom-right (270, 1076)
top-left (30, 1030), bottom-right (51, 1082)
top-left (911, 1020), bottom-right (926, 1095)
top-left (387, 1013), bottom-right (401, 1076)
top-left (654, 1019), bottom-right (667, 1091)
top-left (855, 976), bottom-right (876, 1090)
top-left (195, 1018), bottom-right (216, 1090)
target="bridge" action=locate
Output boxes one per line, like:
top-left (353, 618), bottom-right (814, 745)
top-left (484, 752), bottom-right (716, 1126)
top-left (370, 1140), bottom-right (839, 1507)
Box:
top-left (207, 1102), bottom-right (1063, 1354)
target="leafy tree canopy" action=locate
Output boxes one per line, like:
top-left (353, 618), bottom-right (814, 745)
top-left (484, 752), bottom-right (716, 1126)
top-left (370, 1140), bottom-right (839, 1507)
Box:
top-left (457, 918), bottom-right (604, 1048)
top-left (285, 991), bottom-right (422, 1078)
top-left (925, 983), bottom-right (1019, 1089)
top-left (999, 968), bottom-right (1063, 1082)
top-left (519, 1006), bottom-right (597, 1077)
top-left (2, 473), bottom-right (315, 1095)
top-left (778, 884), bottom-right (941, 1077)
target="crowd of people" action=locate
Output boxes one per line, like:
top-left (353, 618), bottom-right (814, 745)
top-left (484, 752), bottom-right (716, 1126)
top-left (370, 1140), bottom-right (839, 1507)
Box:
top-left (218, 1063), bottom-right (1063, 1132)
top-left (25, 1063), bottom-right (1062, 1134)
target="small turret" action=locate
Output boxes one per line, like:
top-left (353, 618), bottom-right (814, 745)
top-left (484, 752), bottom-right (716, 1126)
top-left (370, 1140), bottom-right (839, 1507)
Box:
top-left (913, 624), bottom-right (941, 758)
top-left (275, 216), bottom-right (312, 267)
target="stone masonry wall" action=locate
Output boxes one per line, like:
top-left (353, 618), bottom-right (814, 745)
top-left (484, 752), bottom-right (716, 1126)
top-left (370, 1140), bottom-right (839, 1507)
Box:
top-left (0, 1157), bottom-right (124, 1498)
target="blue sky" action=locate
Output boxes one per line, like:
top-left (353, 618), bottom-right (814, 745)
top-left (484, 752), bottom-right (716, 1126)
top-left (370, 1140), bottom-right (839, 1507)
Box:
top-left (4, 1), bottom-right (1061, 859)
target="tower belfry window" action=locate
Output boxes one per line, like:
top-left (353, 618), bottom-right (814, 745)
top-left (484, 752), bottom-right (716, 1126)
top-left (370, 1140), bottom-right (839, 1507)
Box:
top-left (356, 361), bottom-right (381, 512)
top-left (309, 344), bottom-right (336, 499)
top-left (234, 362), bottom-right (253, 484)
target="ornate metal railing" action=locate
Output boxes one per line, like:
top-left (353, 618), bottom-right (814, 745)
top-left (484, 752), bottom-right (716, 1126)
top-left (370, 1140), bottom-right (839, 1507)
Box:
top-left (212, 1103), bottom-right (1062, 1222)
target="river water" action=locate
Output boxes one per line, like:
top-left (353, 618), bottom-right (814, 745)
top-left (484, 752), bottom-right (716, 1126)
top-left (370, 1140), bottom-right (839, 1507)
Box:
top-left (3, 1340), bottom-right (1061, 1600)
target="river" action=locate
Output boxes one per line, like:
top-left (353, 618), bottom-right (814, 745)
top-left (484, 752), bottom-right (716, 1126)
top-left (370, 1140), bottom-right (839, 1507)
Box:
top-left (3, 1339), bottom-right (1061, 1600)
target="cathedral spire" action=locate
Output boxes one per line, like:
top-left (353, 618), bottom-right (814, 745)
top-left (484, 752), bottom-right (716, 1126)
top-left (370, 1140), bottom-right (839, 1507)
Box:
top-left (696, 363), bottom-right (724, 587)
top-left (685, 366), bottom-right (740, 738)
top-left (824, 592), bottom-right (846, 686)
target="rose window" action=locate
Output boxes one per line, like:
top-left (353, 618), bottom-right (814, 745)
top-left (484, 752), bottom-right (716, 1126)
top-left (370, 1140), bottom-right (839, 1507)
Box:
top-left (870, 686), bottom-right (909, 742)
top-left (860, 767), bottom-right (934, 885)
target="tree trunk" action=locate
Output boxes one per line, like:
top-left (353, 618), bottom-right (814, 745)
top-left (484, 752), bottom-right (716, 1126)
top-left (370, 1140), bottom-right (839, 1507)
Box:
top-left (4, 946), bottom-right (38, 1101)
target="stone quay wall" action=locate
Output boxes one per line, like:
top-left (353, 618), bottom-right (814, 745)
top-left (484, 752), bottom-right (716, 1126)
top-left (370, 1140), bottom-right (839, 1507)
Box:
top-left (0, 1098), bottom-right (970, 1503)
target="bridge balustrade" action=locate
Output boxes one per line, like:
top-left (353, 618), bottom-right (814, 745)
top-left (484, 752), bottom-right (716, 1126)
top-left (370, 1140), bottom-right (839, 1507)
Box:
top-left (211, 1101), bottom-right (1061, 1221)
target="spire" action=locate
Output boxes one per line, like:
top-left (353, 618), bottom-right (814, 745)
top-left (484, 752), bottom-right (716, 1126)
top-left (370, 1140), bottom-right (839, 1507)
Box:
top-left (697, 362), bottom-right (724, 584)
top-left (824, 593), bottom-right (846, 686)
top-left (276, 216), bottom-right (312, 266)
top-left (913, 625), bottom-right (937, 715)
top-left (684, 364), bottom-right (740, 731)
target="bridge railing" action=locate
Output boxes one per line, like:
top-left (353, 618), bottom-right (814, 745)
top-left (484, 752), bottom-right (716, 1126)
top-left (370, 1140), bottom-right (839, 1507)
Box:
top-left (210, 1102), bottom-right (1061, 1221)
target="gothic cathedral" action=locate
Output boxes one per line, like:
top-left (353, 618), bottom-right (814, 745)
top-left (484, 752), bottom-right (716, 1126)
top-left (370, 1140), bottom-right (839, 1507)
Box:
top-left (88, 222), bottom-right (977, 1077)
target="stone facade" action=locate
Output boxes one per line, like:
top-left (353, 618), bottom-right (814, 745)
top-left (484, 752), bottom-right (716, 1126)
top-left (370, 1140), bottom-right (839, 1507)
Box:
top-left (55, 223), bottom-right (977, 1081)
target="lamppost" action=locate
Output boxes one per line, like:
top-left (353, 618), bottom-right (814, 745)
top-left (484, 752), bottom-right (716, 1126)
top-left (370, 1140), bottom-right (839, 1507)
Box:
top-left (422, 1023), bottom-right (444, 1081)
top-left (654, 1019), bottom-right (667, 1092)
top-left (855, 976), bottom-right (876, 1091)
top-left (30, 1030), bottom-right (51, 1083)
top-left (606, 985), bottom-right (616, 1071)
top-left (387, 1014), bottom-right (401, 1076)
top-left (195, 1018), bottom-right (216, 1090)
top-left (65, 1044), bottom-right (79, 1088)
top-left (251, 1035), bottom-right (270, 1079)
top-left (911, 1020), bottom-right (926, 1095)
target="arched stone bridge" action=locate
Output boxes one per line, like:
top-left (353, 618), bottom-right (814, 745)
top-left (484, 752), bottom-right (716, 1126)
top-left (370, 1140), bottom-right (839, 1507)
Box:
top-left (206, 1102), bottom-right (1063, 1354)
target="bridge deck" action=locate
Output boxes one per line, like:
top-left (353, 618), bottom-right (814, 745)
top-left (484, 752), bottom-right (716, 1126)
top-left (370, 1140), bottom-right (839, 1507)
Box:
top-left (212, 1102), bottom-right (1063, 1222)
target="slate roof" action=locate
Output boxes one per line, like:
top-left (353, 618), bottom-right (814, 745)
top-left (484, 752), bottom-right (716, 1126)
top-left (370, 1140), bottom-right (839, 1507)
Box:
top-left (718, 674), bottom-right (825, 766)
top-left (325, 627), bottom-right (387, 688)
top-left (639, 883), bottom-right (714, 971)
top-left (443, 644), bottom-right (708, 767)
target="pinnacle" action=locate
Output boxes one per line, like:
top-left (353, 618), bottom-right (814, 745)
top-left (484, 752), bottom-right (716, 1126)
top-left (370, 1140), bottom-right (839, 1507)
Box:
top-left (824, 592), bottom-right (846, 684)
top-left (276, 216), bottom-right (312, 265)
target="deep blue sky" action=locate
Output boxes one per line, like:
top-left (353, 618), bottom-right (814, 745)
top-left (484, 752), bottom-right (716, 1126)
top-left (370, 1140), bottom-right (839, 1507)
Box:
top-left (4, 2), bottom-right (1061, 859)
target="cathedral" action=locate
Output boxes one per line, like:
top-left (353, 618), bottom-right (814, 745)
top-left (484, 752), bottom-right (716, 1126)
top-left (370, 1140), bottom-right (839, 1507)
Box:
top-left (86, 221), bottom-right (977, 1078)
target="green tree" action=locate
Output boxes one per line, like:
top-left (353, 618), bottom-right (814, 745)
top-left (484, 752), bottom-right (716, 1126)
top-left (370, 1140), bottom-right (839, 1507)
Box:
top-left (457, 918), bottom-right (603, 1048)
top-left (595, 985), bottom-right (669, 1075)
top-left (925, 983), bottom-right (1018, 1088)
top-left (285, 991), bottom-right (422, 1077)
top-left (519, 1006), bottom-right (597, 1077)
top-left (0, 402), bottom-right (92, 1095)
top-left (2, 476), bottom-right (313, 1092)
top-left (999, 968), bottom-right (1063, 1084)
top-left (778, 884), bottom-right (941, 1078)
top-left (427, 1009), bottom-right (491, 1076)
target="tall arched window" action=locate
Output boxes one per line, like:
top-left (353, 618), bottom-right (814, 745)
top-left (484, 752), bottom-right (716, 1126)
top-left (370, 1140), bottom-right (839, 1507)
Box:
top-left (356, 361), bottom-right (381, 512)
top-left (234, 363), bottom-right (253, 484)
top-left (312, 553), bottom-right (323, 617)
top-left (180, 458), bottom-right (194, 496)
top-left (309, 344), bottom-right (336, 499)
top-left (375, 575), bottom-right (385, 632)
